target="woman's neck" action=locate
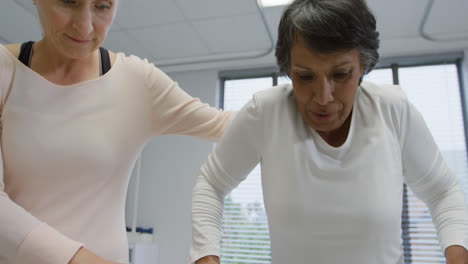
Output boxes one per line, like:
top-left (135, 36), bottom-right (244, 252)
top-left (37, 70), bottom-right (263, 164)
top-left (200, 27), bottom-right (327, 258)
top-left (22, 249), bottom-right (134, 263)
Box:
top-left (30, 39), bottom-right (101, 86)
top-left (317, 111), bottom-right (352, 147)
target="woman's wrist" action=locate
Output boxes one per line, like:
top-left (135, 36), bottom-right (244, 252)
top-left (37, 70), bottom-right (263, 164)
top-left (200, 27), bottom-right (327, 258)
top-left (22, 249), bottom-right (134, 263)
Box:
top-left (445, 245), bottom-right (468, 263)
top-left (195, 255), bottom-right (220, 264)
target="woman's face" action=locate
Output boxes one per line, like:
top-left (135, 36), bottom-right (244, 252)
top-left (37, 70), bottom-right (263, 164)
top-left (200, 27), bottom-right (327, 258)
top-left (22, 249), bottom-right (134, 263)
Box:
top-left (289, 35), bottom-right (365, 139)
top-left (35, 0), bottom-right (117, 58)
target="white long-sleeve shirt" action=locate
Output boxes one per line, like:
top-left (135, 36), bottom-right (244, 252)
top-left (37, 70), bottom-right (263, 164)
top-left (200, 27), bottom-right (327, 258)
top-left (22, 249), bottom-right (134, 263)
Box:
top-left (0, 44), bottom-right (234, 264)
top-left (191, 82), bottom-right (468, 263)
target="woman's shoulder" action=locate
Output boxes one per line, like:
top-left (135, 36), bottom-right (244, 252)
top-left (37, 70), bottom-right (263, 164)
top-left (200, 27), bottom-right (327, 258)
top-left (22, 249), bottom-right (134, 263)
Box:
top-left (1, 43), bottom-right (21, 58)
top-left (254, 84), bottom-right (293, 103)
top-left (112, 51), bottom-right (160, 73)
top-left (0, 43), bottom-right (20, 71)
top-left (0, 44), bottom-right (20, 100)
top-left (248, 84), bottom-right (295, 114)
top-left (360, 81), bottom-right (408, 105)
top-left (112, 50), bottom-right (147, 65)
top-left (359, 81), bottom-right (411, 127)
top-left (3, 43), bottom-right (21, 57)
top-left (107, 49), bottom-right (118, 67)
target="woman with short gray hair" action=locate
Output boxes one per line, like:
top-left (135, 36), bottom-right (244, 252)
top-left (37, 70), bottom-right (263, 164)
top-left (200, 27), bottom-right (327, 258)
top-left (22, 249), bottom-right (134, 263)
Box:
top-left (190, 0), bottom-right (468, 263)
top-left (276, 0), bottom-right (380, 77)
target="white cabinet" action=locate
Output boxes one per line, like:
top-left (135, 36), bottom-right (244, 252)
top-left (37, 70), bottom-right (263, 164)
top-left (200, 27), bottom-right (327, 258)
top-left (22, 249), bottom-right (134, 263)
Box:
top-left (129, 243), bottom-right (159, 264)
top-left (128, 233), bottom-right (159, 264)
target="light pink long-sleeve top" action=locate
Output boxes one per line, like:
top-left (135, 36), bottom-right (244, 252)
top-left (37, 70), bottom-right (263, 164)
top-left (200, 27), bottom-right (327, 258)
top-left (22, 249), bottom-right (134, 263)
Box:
top-left (0, 44), bottom-right (234, 264)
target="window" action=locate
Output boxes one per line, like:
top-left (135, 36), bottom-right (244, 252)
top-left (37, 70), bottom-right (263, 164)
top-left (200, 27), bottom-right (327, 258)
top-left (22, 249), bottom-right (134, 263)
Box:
top-left (220, 60), bottom-right (467, 264)
top-left (398, 64), bottom-right (468, 263)
top-left (221, 76), bottom-right (273, 264)
top-left (365, 64), bottom-right (468, 263)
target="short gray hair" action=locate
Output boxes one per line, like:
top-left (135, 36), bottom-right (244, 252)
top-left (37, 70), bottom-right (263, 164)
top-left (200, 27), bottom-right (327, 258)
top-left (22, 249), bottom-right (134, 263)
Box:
top-left (275, 0), bottom-right (380, 77)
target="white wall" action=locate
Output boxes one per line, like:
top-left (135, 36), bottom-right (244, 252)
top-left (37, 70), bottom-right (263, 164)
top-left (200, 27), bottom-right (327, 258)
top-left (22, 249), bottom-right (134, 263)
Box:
top-left (125, 69), bottom-right (219, 264)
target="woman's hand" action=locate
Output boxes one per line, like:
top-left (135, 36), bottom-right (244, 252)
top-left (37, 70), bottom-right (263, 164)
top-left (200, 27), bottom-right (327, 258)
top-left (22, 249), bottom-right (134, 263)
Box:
top-left (69, 247), bottom-right (121, 264)
top-left (195, 255), bottom-right (220, 264)
top-left (445, 245), bottom-right (468, 264)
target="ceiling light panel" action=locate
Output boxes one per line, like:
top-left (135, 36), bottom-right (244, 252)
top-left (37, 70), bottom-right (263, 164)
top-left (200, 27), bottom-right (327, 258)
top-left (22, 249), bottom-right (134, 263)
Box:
top-left (259, 0), bottom-right (293, 7)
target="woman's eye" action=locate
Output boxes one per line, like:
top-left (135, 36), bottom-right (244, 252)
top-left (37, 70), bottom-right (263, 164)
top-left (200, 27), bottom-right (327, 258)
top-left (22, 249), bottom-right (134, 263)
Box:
top-left (334, 72), bottom-right (349, 80)
top-left (95, 4), bottom-right (111, 10)
top-left (298, 75), bottom-right (314, 80)
top-left (61, 0), bottom-right (76, 3)
top-left (95, 1), bottom-right (112, 10)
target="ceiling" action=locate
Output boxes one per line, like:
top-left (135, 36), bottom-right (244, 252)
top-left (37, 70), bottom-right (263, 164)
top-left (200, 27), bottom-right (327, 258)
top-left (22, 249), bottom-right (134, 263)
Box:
top-left (1, 0), bottom-right (468, 72)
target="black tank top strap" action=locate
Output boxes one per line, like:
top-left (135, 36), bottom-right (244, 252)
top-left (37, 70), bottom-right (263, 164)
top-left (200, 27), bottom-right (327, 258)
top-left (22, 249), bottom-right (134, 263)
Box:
top-left (99, 47), bottom-right (111, 76)
top-left (18, 41), bottom-right (35, 67)
top-left (18, 42), bottom-right (110, 75)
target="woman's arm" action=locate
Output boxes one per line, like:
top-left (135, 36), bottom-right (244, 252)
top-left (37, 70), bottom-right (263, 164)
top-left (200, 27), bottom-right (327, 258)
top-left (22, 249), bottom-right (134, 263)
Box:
top-left (69, 248), bottom-right (122, 264)
top-left (190, 96), bottom-right (264, 263)
top-left (144, 61), bottom-right (235, 141)
top-left (445, 245), bottom-right (468, 264)
top-left (399, 99), bottom-right (468, 255)
top-left (0, 144), bottom-right (85, 263)
top-left (194, 255), bottom-right (220, 264)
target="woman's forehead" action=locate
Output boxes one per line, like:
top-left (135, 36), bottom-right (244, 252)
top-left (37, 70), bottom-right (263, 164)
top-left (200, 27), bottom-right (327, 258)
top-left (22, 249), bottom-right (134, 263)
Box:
top-left (290, 46), bottom-right (361, 73)
top-left (36, 0), bottom-right (119, 3)
top-left (292, 37), bottom-right (359, 60)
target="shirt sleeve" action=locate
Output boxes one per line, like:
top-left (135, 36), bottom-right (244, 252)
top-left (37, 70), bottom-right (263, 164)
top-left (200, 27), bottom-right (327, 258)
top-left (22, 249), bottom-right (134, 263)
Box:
top-left (143, 60), bottom-right (235, 141)
top-left (190, 96), bottom-right (263, 263)
top-left (0, 45), bottom-right (14, 109)
top-left (0, 148), bottom-right (84, 264)
top-left (0, 45), bottom-right (84, 264)
top-left (399, 98), bottom-right (468, 252)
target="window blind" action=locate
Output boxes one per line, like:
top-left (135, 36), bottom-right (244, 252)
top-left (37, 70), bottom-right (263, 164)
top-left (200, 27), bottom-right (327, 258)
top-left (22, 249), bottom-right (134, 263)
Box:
top-left (398, 64), bottom-right (468, 263)
top-left (221, 77), bottom-right (273, 264)
top-left (364, 69), bottom-right (418, 263)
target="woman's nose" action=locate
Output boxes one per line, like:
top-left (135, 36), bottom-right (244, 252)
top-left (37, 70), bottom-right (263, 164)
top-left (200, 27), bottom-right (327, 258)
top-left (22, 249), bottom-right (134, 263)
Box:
top-left (313, 80), bottom-right (334, 105)
top-left (72, 8), bottom-right (94, 38)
